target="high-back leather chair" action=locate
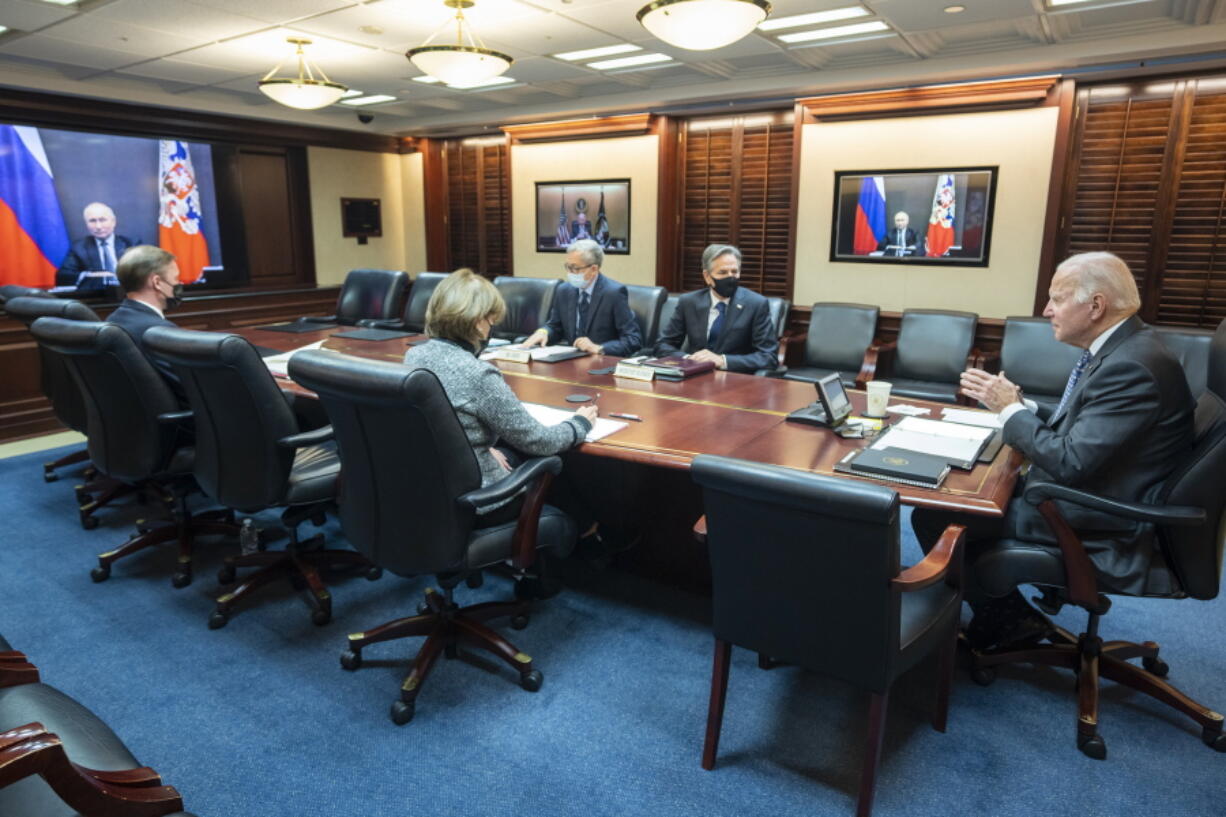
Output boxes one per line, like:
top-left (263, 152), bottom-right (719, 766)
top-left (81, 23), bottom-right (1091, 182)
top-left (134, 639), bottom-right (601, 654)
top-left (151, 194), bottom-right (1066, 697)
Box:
top-left (885, 309), bottom-right (979, 404)
top-left (308, 268), bottom-right (409, 326)
top-left (999, 316), bottom-right (1084, 413)
top-left (757, 296), bottom-right (791, 376)
top-left (691, 455), bottom-right (965, 817)
top-left (968, 317), bottom-right (1226, 758)
top-left (0, 285), bottom-right (53, 304)
top-left (143, 326), bottom-right (372, 629)
top-left (288, 349), bottom-right (577, 725)
top-left (654, 293), bottom-right (684, 353)
top-left (29, 317), bottom-right (238, 587)
top-left (402, 272), bottom-right (447, 333)
top-left (784, 303), bottom-right (879, 389)
top-left (624, 284), bottom-right (667, 353)
top-left (491, 276), bottom-right (560, 341)
top-left (1157, 326), bottom-right (1214, 398)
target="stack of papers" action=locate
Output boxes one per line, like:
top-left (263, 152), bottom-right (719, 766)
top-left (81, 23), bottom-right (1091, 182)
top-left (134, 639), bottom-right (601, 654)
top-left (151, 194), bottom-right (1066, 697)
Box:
top-left (941, 407), bottom-right (1002, 428)
top-left (521, 403), bottom-right (627, 443)
top-left (481, 345), bottom-right (580, 362)
top-left (262, 339), bottom-right (328, 378)
top-left (870, 416), bottom-right (993, 464)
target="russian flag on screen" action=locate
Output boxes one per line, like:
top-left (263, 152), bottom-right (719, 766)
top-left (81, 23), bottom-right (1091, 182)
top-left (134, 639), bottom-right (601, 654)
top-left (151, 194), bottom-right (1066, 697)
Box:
top-left (0, 126), bottom-right (69, 288)
top-left (158, 140), bottom-right (209, 285)
top-left (852, 176), bottom-right (885, 255)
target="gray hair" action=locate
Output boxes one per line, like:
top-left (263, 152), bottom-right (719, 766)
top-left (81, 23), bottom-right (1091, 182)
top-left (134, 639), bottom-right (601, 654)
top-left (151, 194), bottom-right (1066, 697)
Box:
top-left (1056, 252), bottom-right (1141, 314)
top-left (116, 245), bottom-right (175, 294)
top-left (701, 244), bottom-right (741, 272)
top-left (566, 239), bottom-right (603, 268)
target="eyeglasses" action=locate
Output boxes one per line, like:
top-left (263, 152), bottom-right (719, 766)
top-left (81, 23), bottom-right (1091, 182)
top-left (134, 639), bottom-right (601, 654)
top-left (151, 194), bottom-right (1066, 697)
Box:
top-left (563, 263), bottom-right (592, 274)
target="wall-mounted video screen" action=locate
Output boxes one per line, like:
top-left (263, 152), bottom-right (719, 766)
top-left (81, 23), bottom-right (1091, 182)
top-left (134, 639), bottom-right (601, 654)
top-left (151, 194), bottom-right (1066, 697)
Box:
top-left (830, 167), bottom-right (997, 266)
top-left (535, 179), bottom-right (630, 254)
top-left (0, 123), bottom-right (237, 297)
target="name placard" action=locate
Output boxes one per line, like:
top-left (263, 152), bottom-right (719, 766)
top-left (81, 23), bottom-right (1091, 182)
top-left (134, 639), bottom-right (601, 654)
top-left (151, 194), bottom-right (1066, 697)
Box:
top-left (614, 362), bottom-right (655, 381)
top-left (489, 348), bottom-right (532, 364)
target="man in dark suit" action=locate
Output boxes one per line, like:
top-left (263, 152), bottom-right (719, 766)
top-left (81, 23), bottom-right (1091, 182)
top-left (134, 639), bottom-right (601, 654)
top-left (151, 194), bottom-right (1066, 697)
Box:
top-left (876, 211), bottom-right (920, 257)
top-left (654, 244), bottom-right (778, 373)
top-left (522, 238), bottom-right (641, 357)
top-left (912, 251), bottom-right (1195, 649)
top-left (56, 202), bottom-right (140, 289)
top-left (107, 244), bottom-right (184, 398)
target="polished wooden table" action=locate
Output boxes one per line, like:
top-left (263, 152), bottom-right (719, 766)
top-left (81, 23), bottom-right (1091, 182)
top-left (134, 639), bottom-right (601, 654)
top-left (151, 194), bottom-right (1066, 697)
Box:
top-left (245, 325), bottom-right (1021, 518)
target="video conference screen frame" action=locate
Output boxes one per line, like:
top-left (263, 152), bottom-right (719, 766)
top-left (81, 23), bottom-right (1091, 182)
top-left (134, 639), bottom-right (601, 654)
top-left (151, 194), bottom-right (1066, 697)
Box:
top-left (829, 166), bottom-right (998, 267)
top-left (535, 179), bottom-right (631, 255)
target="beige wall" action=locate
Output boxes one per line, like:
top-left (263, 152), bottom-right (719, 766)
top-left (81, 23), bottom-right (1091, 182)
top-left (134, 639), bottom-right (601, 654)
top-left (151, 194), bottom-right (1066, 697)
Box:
top-left (511, 135), bottom-right (658, 287)
top-left (400, 151), bottom-right (427, 276)
top-left (793, 106), bottom-right (1059, 318)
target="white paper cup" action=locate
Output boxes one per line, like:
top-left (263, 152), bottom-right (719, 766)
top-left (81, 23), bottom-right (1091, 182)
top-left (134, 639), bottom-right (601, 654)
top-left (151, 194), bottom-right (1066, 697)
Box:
top-left (865, 380), bottom-right (892, 417)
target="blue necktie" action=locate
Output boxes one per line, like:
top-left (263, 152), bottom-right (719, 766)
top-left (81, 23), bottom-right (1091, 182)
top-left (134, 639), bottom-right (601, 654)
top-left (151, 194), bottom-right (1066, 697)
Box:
top-left (102, 240), bottom-right (116, 272)
top-left (577, 291), bottom-right (590, 337)
top-left (707, 302), bottom-right (726, 348)
top-left (1054, 349), bottom-right (1092, 417)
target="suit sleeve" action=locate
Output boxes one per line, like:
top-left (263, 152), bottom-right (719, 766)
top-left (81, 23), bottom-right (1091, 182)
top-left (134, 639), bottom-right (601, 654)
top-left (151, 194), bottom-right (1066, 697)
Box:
top-left (655, 299), bottom-right (688, 358)
top-left (1002, 357), bottom-right (1163, 487)
top-left (56, 245), bottom-right (85, 287)
top-left (722, 299), bottom-right (779, 374)
top-left (471, 366), bottom-right (590, 452)
top-left (541, 295), bottom-right (564, 345)
top-left (598, 286), bottom-right (642, 358)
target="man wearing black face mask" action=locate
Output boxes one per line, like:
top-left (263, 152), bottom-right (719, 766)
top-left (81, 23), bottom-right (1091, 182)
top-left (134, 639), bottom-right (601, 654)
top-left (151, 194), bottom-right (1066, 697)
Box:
top-left (654, 243), bottom-right (778, 373)
top-left (108, 245), bottom-right (186, 397)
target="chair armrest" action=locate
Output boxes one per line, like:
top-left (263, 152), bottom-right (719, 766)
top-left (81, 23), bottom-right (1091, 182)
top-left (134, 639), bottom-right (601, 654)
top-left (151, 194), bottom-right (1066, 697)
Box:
top-left (459, 456), bottom-right (563, 569)
top-left (693, 515), bottom-right (707, 543)
top-left (893, 524), bottom-right (966, 592)
top-left (856, 342), bottom-right (893, 390)
top-left (356, 318), bottom-right (406, 330)
top-left (974, 348), bottom-right (1000, 374)
top-left (754, 365), bottom-right (788, 378)
top-left (459, 456), bottom-right (562, 510)
top-left (156, 410), bottom-right (192, 426)
top-left (276, 425), bottom-right (334, 450)
top-left (1023, 482), bottom-right (1205, 526)
top-left (0, 651), bottom-right (39, 688)
top-left (780, 331), bottom-right (807, 368)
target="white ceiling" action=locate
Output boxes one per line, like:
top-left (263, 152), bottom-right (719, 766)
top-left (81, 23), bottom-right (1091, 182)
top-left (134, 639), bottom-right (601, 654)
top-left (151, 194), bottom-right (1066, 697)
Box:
top-left (1, 0), bottom-right (1225, 137)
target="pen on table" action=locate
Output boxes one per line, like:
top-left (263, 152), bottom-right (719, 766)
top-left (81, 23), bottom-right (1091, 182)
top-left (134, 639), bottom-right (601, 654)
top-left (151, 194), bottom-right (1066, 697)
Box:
top-left (609, 412), bottom-right (643, 422)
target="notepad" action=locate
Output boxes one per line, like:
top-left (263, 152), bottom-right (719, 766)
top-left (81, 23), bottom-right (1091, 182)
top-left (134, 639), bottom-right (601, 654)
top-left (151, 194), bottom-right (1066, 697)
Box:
top-left (520, 403), bottom-right (627, 443)
top-left (261, 339), bottom-right (328, 379)
top-left (870, 416), bottom-right (994, 469)
top-left (940, 407), bottom-right (1002, 429)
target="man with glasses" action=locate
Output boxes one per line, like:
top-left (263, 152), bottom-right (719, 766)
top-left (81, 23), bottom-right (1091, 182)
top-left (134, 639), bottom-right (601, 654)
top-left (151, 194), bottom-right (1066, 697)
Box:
top-left (522, 238), bottom-right (641, 357)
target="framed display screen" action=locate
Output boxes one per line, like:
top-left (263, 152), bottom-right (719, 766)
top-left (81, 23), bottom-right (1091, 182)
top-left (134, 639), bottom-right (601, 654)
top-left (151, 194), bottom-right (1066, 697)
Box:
top-left (535, 179), bottom-right (629, 254)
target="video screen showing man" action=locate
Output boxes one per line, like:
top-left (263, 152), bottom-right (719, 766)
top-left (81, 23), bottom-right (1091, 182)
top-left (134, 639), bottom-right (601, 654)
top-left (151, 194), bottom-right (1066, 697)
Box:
top-left (55, 202), bottom-right (139, 291)
top-left (877, 211), bottom-right (921, 257)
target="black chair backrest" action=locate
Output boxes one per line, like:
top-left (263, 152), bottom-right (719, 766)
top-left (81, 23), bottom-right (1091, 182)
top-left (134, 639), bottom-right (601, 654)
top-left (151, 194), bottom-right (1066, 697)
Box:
top-left (1156, 326), bottom-right (1214, 398)
top-left (335, 269), bottom-right (410, 325)
top-left (657, 293), bottom-right (687, 353)
top-left (30, 318), bottom-right (180, 482)
top-left (288, 350), bottom-right (482, 575)
top-left (895, 309), bottom-right (978, 382)
top-left (624, 284), bottom-right (667, 350)
top-left (803, 303), bottom-right (879, 371)
top-left (765, 297), bottom-right (791, 341)
top-left (143, 327), bottom-right (300, 511)
top-left (403, 272), bottom-right (447, 333)
top-left (691, 455), bottom-right (902, 691)
top-left (1000, 316), bottom-right (1083, 397)
top-left (5, 297), bottom-right (101, 432)
top-left (492, 276), bottom-right (560, 340)
top-left (0, 285), bottom-right (53, 304)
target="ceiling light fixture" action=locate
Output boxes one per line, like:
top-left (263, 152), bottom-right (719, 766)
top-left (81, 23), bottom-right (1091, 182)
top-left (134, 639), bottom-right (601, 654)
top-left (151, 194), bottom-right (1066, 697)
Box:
top-left (943, 4), bottom-right (966, 11)
top-left (637, 0), bottom-right (771, 51)
top-left (553, 43), bottom-right (642, 61)
top-left (757, 6), bottom-right (868, 31)
top-left (258, 37), bottom-right (348, 110)
top-left (588, 53), bottom-right (674, 70)
top-left (407, 0), bottom-right (513, 87)
top-left (777, 20), bottom-right (889, 43)
top-left (341, 94), bottom-right (397, 106)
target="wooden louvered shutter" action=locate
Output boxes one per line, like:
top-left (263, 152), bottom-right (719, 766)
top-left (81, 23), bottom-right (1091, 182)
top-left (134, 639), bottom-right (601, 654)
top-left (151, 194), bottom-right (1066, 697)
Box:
top-left (679, 113), bottom-right (794, 296)
top-left (445, 139), bottom-right (511, 278)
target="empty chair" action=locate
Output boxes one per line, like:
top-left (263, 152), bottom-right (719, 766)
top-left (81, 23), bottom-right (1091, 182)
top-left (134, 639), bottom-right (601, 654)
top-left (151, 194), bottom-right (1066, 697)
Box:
top-left (691, 455), bottom-right (965, 817)
top-left (998, 316), bottom-right (1085, 414)
top-left (306, 268), bottom-right (409, 326)
top-left (0, 285), bottom-right (52, 304)
top-left (491, 276), bottom-right (560, 341)
top-left (882, 309), bottom-right (979, 404)
top-left (288, 350), bottom-right (577, 725)
top-left (624, 283), bottom-right (668, 353)
top-left (1157, 325), bottom-right (1214, 398)
top-left (784, 303), bottom-right (880, 390)
top-left (359, 271), bottom-right (447, 333)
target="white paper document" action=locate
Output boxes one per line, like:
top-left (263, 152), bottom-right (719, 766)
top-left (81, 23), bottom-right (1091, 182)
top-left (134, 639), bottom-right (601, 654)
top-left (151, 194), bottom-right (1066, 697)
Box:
top-left (481, 345), bottom-right (579, 362)
top-left (885, 403), bottom-right (931, 417)
top-left (262, 339), bottom-right (328, 378)
top-left (940, 407), bottom-right (1002, 429)
top-left (871, 416), bottom-right (993, 463)
top-left (521, 402), bottom-right (627, 443)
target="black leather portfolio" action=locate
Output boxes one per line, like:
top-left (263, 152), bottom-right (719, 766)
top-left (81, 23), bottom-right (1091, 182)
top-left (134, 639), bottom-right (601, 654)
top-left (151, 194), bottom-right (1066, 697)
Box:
top-left (834, 447), bottom-right (951, 488)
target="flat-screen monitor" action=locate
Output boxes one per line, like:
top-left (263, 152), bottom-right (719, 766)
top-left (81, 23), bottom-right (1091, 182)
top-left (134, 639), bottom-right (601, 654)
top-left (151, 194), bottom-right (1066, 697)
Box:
top-left (830, 167), bottom-right (997, 266)
top-left (815, 373), bottom-right (853, 427)
top-left (535, 179), bottom-right (630, 254)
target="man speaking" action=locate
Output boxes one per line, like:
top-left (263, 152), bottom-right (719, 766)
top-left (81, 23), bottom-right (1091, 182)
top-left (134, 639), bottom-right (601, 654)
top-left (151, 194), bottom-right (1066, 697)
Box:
top-left (56, 202), bottom-right (139, 289)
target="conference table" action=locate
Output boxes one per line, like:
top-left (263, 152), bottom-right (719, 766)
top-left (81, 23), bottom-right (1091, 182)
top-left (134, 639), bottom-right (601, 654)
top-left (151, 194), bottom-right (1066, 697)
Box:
top-left (243, 324), bottom-right (1022, 519)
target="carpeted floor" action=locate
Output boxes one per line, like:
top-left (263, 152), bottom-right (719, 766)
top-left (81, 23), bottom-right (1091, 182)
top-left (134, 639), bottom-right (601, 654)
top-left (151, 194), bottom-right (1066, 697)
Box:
top-left (2, 446), bottom-right (1223, 817)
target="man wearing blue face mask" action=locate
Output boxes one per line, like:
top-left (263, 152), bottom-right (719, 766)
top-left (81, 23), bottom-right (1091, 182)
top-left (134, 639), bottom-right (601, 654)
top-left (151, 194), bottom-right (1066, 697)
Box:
top-left (522, 238), bottom-right (641, 357)
top-left (654, 244), bottom-right (777, 373)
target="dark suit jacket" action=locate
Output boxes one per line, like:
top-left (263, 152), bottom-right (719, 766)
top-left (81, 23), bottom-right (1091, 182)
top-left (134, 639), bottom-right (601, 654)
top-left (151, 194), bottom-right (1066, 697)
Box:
top-left (107, 299), bottom-right (184, 401)
top-left (1002, 315), bottom-right (1195, 594)
top-left (541, 273), bottom-right (641, 357)
top-left (654, 286), bottom-right (778, 374)
top-left (876, 228), bottom-right (920, 256)
top-left (56, 235), bottom-right (139, 288)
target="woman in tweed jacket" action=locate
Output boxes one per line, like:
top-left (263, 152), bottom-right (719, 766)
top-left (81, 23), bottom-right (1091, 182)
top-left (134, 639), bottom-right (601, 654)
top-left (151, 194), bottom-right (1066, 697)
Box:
top-left (403, 269), bottom-right (597, 518)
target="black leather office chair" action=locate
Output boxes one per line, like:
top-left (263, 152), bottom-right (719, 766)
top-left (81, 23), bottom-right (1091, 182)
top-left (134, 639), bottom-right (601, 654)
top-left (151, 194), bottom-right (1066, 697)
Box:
top-left (880, 309), bottom-right (979, 404)
top-left (288, 350), bottom-right (577, 725)
top-left (998, 316), bottom-right (1084, 414)
top-left (143, 326), bottom-right (376, 628)
top-left (29, 318), bottom-right (239, 587)
top-left (1157, 326), bottom-right (1214, 398)
top-left (649, 293), bottom-right (685, 354)
top-left (491, 276), bottom-right (560, 341)
top-left (0, 285), bottom-right (53, 304)
top-left (358, 271), bottom-right (447, 333)
top-left (305, 268), bottom-right (409, 326)
top-left (757, 296), bottom-right (791, 376)
top-left (783, 302), bottom-right (880, 389)
top-left (691, 455), bottom-right (965, 817)
top-left (624, 283), bottom-right (668, 353)
top-left (968, 318), bottom-right (1226, 759)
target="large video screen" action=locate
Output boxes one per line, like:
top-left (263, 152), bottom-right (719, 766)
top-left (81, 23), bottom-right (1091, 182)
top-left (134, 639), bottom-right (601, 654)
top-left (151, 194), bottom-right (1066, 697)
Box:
top-left (830, 167), bottom-right (997, 266)
top-left (535, 179), bottom-right (630, 254)
top-left (0, 123), bottom-right (231, 297)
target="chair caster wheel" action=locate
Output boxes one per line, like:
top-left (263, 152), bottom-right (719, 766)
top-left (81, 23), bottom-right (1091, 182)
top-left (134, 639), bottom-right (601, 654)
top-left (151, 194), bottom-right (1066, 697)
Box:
top-left (208, 611), bottom-right (229, 630)
top-left (171, 571), bottom-right (192, 589)
top-left (90, 565), bottom-right (110, 583)
top-left (520, 669), bottom-right (543, 692)
top-left (366, 566), bottom-right (383, 581)
top-left (312, 609), bottom-right (332, 626)
top-left (417, 602), bottom-right (431, 616)
top-left (81, 515), bottom-right (99, 531)
top-left (510, 613), bottom-right (529, 630)
top-left (44, 470), bottom-right (58, 483)
top-left (1202, 727), bottom-right (1226, 752)
top-left (465, 572), bottom-right (484, 589)
top-left (1078, 733), bottom-right (1107, 760)
top-left (75, 487), bottom-right (91, 504)
top-left (390, 700), bottom-right (415, 725)
top-left (340, 650), bottom-right (362, 671)
top-left (1142, 655), bottom-right (1169, 677)
top-left (217, 565), bottom-right (236, 584)
top-left (970, 666), bottom-right (996, 686)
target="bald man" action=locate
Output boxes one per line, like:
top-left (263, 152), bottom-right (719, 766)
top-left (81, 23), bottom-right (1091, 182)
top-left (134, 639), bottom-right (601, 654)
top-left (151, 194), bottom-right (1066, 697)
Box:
top-left (56, 202), bottom-right (140, 289)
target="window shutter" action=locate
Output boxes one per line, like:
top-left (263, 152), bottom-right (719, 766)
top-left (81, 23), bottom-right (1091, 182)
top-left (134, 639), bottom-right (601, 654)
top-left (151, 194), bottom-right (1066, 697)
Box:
top-left (445, 140), bottom-right (510, 278)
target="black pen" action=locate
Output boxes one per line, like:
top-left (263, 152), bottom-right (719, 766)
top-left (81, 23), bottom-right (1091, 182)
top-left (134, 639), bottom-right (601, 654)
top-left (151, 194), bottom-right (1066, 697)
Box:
top-left (609, 412), bottom-right (643, 422)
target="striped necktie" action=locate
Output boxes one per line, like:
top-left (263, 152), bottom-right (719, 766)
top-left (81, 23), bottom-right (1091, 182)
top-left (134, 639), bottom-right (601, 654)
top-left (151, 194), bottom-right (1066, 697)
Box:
top-left (1054, 349), bottom-right (1092, 417)
top-left (577, 291), bottom-right (590, 336)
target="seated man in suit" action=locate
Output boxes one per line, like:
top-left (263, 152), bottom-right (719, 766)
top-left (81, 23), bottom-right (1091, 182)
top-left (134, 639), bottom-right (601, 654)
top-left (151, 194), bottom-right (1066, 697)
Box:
top-left (654, 243), bottom-right (778, 373)
top-left (912, 251), bottom-right (1195, 649)
top-left (56, 202), bottom-right (140, 290)
top-left (107, 245), bottom-right (184, 396)
top-left (876, 211), bottom-right (921, 257)
top-left (522, 238), bottom-right (641, 357)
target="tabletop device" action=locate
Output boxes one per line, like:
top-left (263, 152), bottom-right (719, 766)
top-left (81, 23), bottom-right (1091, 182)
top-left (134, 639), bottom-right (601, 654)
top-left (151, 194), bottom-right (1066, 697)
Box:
top-left (786, 373), bottom-right (853, 429)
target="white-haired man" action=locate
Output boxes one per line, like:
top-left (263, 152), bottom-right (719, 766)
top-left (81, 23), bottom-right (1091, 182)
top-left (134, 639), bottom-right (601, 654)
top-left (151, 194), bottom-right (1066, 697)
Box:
top-left (912, 251), bottom-right (1195, 649)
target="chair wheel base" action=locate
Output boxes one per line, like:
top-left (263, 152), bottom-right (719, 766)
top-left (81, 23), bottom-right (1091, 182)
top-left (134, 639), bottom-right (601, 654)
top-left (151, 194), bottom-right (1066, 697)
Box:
top-left (208, 611), bottom-right (229, 630)
top-left (1142, 655), bottom-right (1169, 677)
top-left (520, 669), bottom-right (543, 692)
top-left (1078, 733), bottom-right (1107, 760)
top-left (510, 613), bottom-right (529, 631)
top-left (81, 515), bottom-right (99, 531)
top-left (340, 650), bottom-right (361, 671)
top-left (312, 608), bottom-right (332, 626)
top-left (390, 700), bottom-right (415, 725)
top-left (44, 470), bottom-right (58, 483)
top-left (970, 666), bottom-right (996, 686)
top-left (1203, 726), bottom-right (1226, 752)
top-left (217, 565), bottom-right (236, 584)
top-left (90, 565), bottom-right (110, 583)
top-left (171, 570), bottom-right (192, 589)
top-left (366, 566), bottom-right (383, 581)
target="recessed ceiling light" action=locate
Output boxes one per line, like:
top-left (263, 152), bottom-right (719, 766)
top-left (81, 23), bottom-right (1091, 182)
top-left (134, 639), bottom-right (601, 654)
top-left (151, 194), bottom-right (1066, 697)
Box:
top-left (777, 20), bottom-right (890, 43)
top-left (446, 75), bottom-right (518, 89)
top-left (412, 75), bottom-right (442, 84)
top-left (0, 25), bottom-right (8, 34)
top-left (587, 52), bottom-right (673, 70)
top-left (943, 4), bottom-right (966, 11)
top-left (553, 43), bottom-right (641, 61)
top-left (757, 6), bottom-right (869, 31)
top-left (358, 25), bottom-right (383, 35)
top-left (38, 0), bottom-right (78, 5)
top-left (341, 94), bottom-right (397, 106)
top-left (340, 89), bottom-right (363, 98)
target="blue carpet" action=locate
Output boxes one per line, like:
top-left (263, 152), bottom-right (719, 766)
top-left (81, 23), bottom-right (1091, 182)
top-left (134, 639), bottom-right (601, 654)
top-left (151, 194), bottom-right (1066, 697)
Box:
top-left (2, 446), bottom-right (1223, 816)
